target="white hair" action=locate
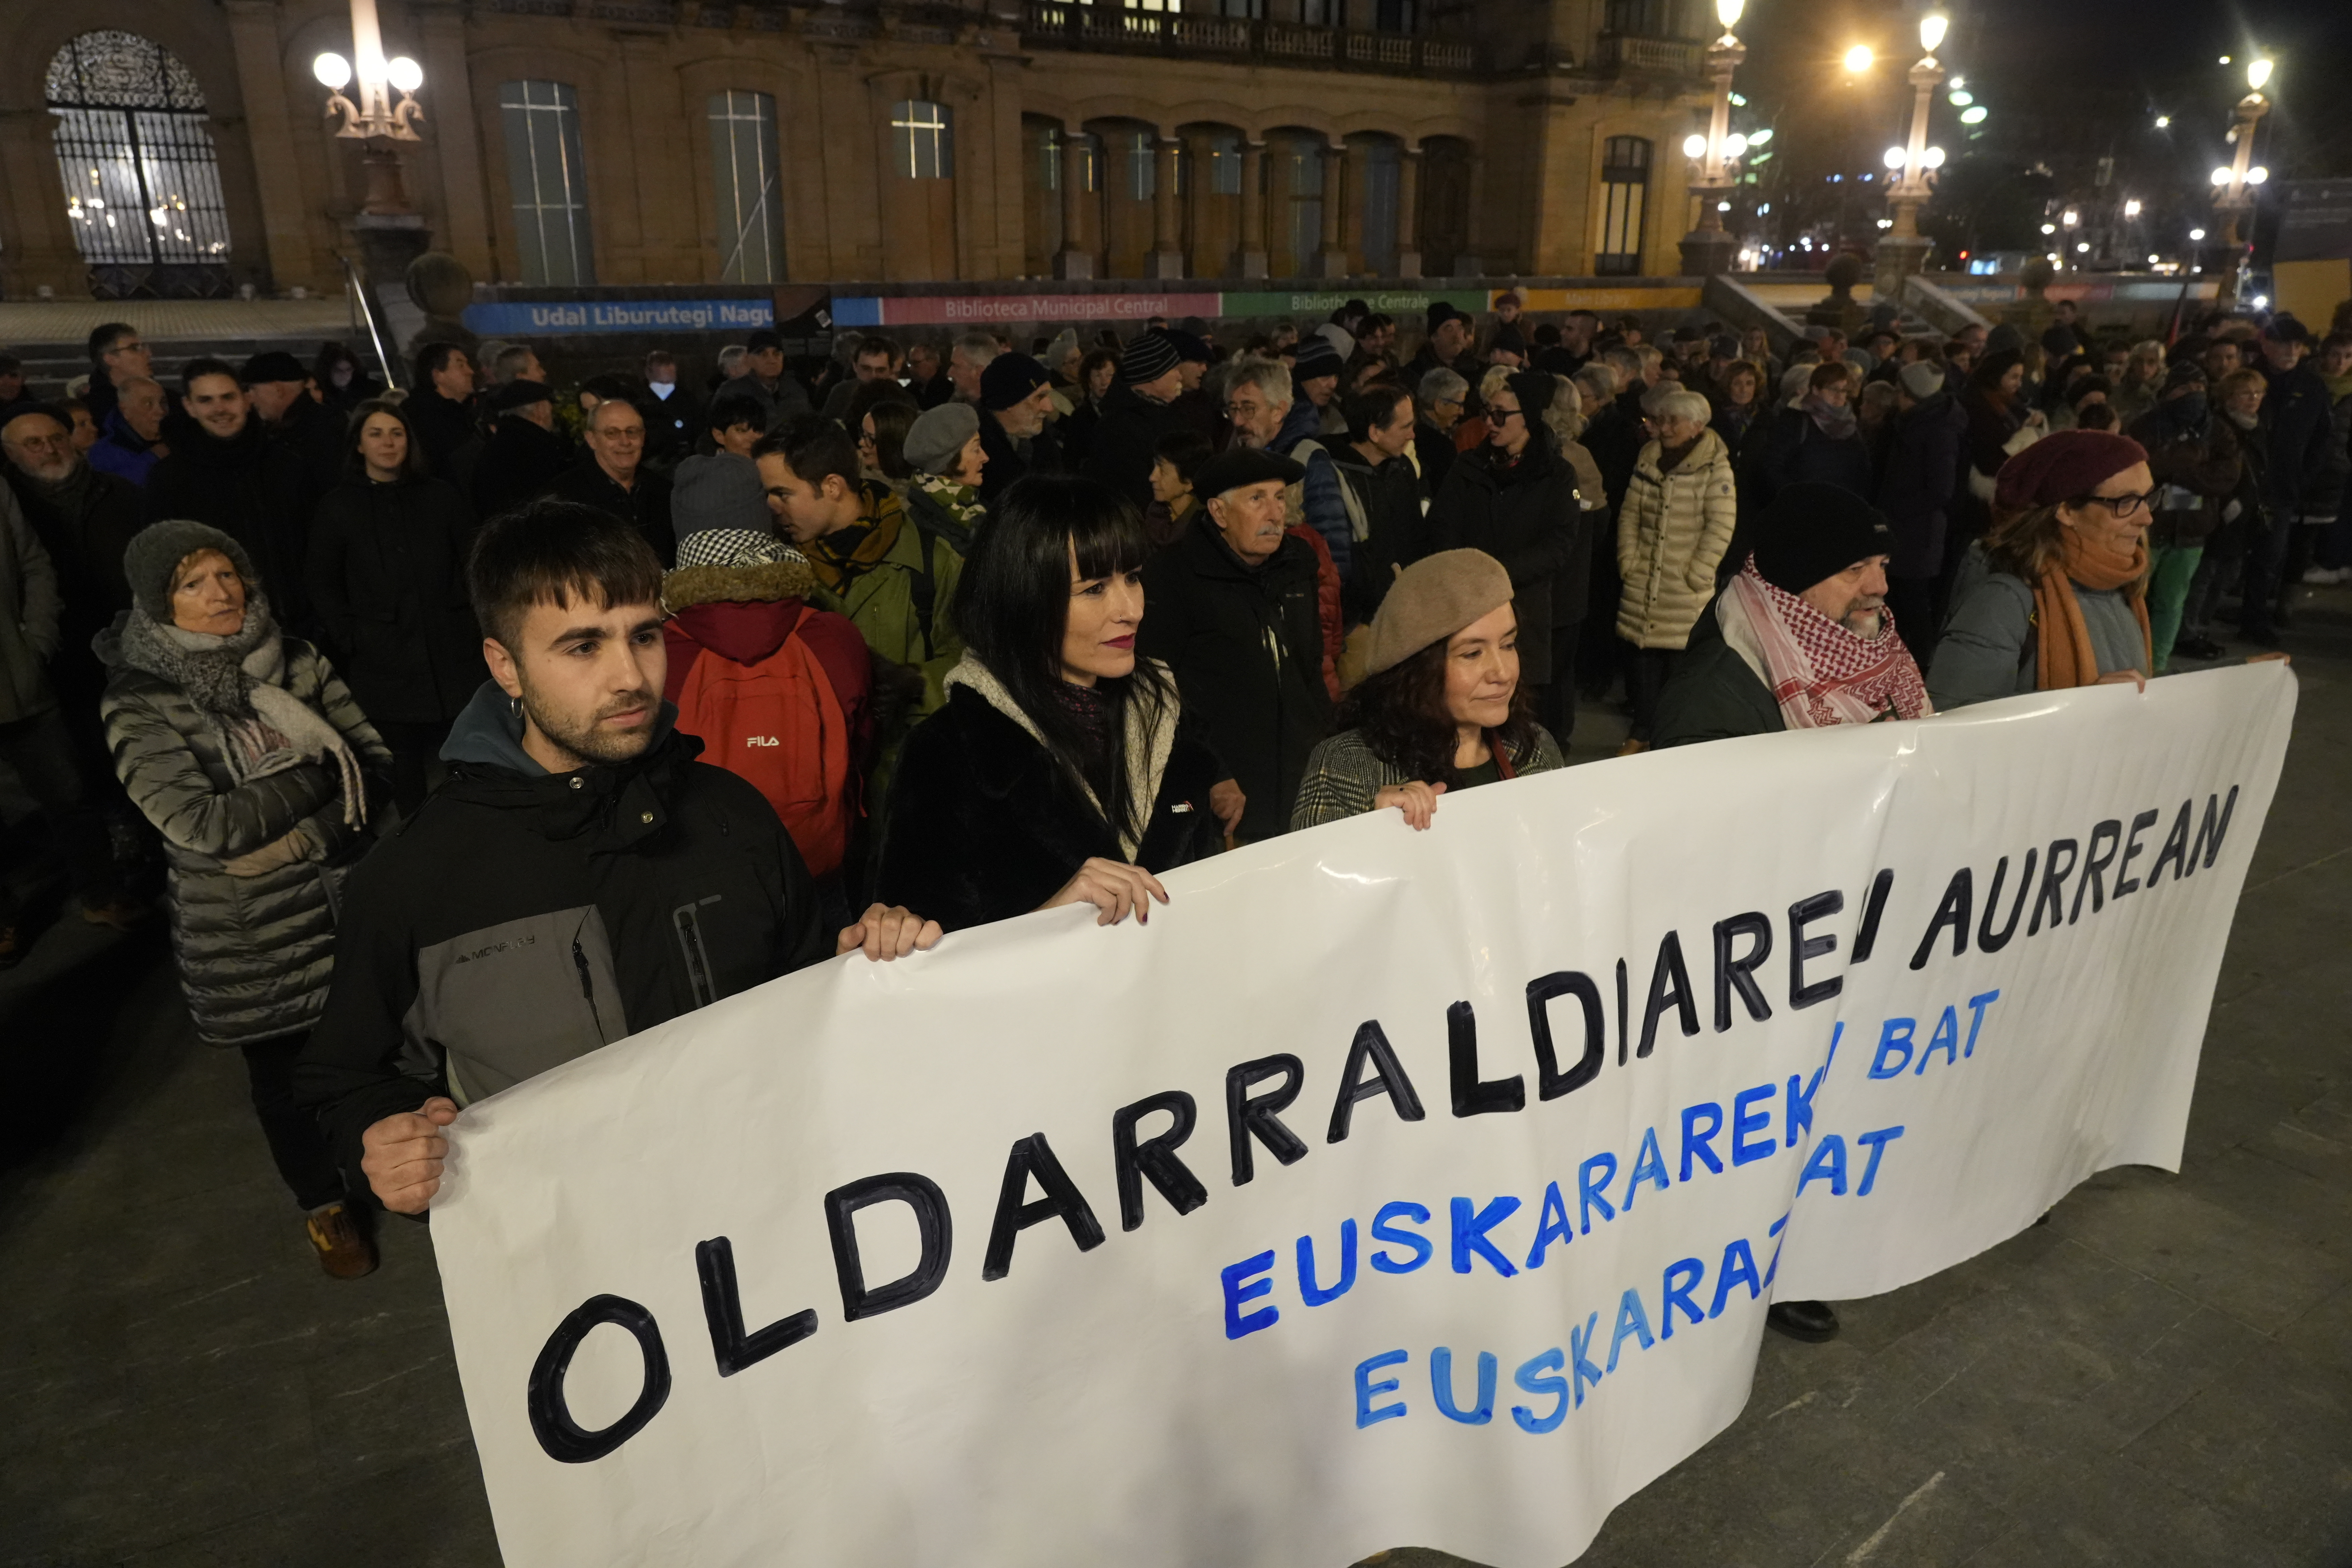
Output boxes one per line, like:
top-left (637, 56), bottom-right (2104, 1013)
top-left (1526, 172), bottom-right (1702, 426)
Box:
top-left (1227, 355), bottom-right (1293, 407)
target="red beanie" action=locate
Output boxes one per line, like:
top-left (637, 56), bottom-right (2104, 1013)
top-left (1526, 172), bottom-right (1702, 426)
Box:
top-left (1993, 430), bottom-right (2147, 515)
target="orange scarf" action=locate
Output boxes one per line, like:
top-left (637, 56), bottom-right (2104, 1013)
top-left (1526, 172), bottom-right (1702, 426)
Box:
top-left (2033, 528), bottom-right (2152, 692)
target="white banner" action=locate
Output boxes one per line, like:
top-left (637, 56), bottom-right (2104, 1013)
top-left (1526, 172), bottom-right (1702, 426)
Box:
top-left (431, 665), bottom-right (2295, 1568)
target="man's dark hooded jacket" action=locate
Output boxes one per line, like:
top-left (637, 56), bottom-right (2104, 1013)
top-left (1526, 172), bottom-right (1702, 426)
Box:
top-left (144, 416), bottom-right (318, 629)
top-left (1135, 512), bottom-right (1330, 842)
top-left (472, 414), bottom-right (574, 520)
top-left (1081, 383), bottom-right (1185, 512)
top-left (297, 684), bottom-right (828, 1187)
top-left (1650, 596), bottom-right (1783, 748)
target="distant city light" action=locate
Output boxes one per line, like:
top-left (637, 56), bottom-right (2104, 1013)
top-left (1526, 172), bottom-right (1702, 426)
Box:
top-left (1748, 128), bottom-right (1773, 146)
top-left (2041, 223), bottom-right (2057, 234)
top-left (1919, 12), bottom-right (1948, 52)
top-left (2218, 55), bottom-right (2231, 65)
top-left (1729, 92), bottom-right (1748, 106)
top-left (1885, 145), bottom-right (1909, 169)
top-left (2247, 59), bottom-right (2272, 91)
top-left (2062, 209), bottom-right (2079, 226)
top-left (1960, 106), bottom-right (1988, 125)
top-left (1924, 147), bottom-right (1946, 168)
top-left (2189, 227), bottom-right (2206, 241)
top-left (1758, 202), bottom-right (1771, 214)
top-left (2211, 167), bottom-right (2234, 186)
top-left (2154, 115), bottom-right (2171, 128)
top-left (2124, 199), bottom-right (2141, 216)
top-left (2251, 294), bottom-right (2270, 310)
top-left (1725, 134), bottom-right (1749, 157)
top-left (2148, 254), bottom-right (2160, 264)
top-left (1877, 218), bottom-right (1893, 229)
top-left (1948, 90), bottom-right (1974, 106)
top-left (1683, 133), bottom-right (1708, 158)
top-left (2075, 242), bottom-right (2090, 253)
top-left (1843, 44), bottom-right (1874, 73)
top-left (2248, 166), bottom-right (2269, 185)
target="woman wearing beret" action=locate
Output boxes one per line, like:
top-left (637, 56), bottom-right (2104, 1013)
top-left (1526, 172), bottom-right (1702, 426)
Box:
top-left (99, 520), bottom-right (389, 1277)
top-left (1291, 549), bottom-right (1564, 831)
top-left (1927, 430), bottom-right (2157, 708)
top-left (901, 401), bottom-right (988, 555)
top-left (877, 475), bottom-right (1236, 931)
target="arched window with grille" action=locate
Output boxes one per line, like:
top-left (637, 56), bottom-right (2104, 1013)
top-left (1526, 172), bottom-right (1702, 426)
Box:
top-left (500, 80), bottom-right (595, 285)
top-left (45, 31), bottom-right (233, 299)
top-left (1595, 135), bottom-right (1651, 277)
top-left (708, 90), bottom-right (783, 283)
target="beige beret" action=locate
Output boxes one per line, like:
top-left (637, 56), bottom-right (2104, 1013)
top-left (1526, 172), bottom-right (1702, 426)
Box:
top-left (1362, 549), bottom-right (1515, 677)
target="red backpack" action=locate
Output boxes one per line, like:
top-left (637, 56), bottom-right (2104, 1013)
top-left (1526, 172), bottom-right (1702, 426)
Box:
top-left (673, 631), bottom-right (855, 878)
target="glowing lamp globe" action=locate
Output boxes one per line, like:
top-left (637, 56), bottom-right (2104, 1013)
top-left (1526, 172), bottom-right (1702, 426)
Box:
top-left (312, 52), bottom-right (351, 90)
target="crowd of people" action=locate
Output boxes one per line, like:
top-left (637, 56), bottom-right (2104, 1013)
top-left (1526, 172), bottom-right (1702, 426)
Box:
top-left (0, 290), bottom-right (2335, 1319)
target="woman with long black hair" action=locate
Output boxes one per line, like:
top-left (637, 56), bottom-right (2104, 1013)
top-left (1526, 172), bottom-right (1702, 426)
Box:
top-left (875, 474), bottom-right (1236, 931)
top-left (305, 397), bottom-right (480, 814)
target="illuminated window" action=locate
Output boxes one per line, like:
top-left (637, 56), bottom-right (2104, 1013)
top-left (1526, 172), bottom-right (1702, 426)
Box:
top-left (891, 99), bottom-right (953, 180)
top-left (45, 30), bottom-right (232, 289)
top-left (500, 80), bottom-right (595, 285)
top-left (1595, 136), bottom-right (1651, 277)
top-left (708, 90), bottom-right (783, 283)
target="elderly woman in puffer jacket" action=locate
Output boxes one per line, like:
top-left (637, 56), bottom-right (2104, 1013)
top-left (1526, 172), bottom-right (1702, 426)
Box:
top-left (98, 520), bottom-right (389, 1280)
top-left (1614, 387), bottom-right (1738, 752)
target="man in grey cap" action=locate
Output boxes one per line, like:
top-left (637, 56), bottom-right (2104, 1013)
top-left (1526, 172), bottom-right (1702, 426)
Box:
top-left (1137, 446), bottom-right (1329, 843)
top-left (1081, 328), bottom-right (1187, 513)
top-left (1874, 357), bottom-right (1966, 663)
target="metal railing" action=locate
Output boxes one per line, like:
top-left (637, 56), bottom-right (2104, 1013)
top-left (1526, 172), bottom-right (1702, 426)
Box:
top-left (1594, 34), bottom-right (1703, 75)
top-left (340, 254), bottom-right (401, 392)
top-left (1021, 1), bottom-right (1481, 75)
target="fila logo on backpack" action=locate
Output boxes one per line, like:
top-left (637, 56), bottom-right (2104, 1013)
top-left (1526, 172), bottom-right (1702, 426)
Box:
top-left (674, 636), bottom-right (855, 878)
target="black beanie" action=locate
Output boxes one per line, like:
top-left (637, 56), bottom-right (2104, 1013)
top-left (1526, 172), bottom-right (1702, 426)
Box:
top-left (1504, 370), bottom-right (1557, 421)
top-left (1749, 483), bottom-right (1893, 595)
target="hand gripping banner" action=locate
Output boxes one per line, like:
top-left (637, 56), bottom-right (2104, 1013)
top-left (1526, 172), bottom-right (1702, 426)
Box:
top-left (431, 664), bottom-right (2295, 1568)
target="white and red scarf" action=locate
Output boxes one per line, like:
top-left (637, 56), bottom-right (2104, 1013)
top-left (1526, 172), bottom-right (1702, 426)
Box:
top-left (1718, 558), bottom-right (1933, 730)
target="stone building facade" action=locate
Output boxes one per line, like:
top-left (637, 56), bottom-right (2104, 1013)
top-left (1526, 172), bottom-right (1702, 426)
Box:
top-left (0, 0), bottom-right (1719, 301)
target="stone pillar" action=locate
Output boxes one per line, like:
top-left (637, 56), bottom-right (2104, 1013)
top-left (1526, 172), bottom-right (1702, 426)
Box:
top-left (1316, 142), bottom-right (1349, 279)
top-left (222, 0), bottom-right (327, 292)
top-left (1455, 149), bottom-right (1485, 277)
top-left (1238, 140), bottom-right (1269, 280)
top-left (1054, 125), bottom-right (1092, 280)
top-left (1395, 145), bottom-right (1423, 280)
top-left (414, 0), bottom-right (493, 280)
top-left (1150, 135), bottom-right (1183, 279)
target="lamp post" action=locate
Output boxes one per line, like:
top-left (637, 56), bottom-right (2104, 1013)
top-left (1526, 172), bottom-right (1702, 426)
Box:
top-left (1676, 0), bottom-right (1749, 277)
top-left (1873, 11), bottom-right (1948, 297)
top-left (313, 0), bottom-right (425, 217)
top-left (2209, 57), bottom-right (2273, 303)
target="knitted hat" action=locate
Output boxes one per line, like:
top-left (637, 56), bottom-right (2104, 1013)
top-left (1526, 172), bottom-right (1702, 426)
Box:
top-left (1984, 323), bottom-right (2025, 356)
top-left (1489, 325), bottom-right (1529, 358)
top-left (1504, 370), bottom-right (1557, 421)
top-left (2160, 360), bottom-right (2208, 393)
top-left (1427, 301), bottom-right (1470, 332)
top-left (671, 453), bottom-right (770, 536)
top-left (1165, 328), bottom-right (1213, 364)
top-left (1898, 360), bottom-right (1946, 400)
top-left (1315, 324), bottom-right (1356, 360)
top-left (904, 401), bottom-right (980, 476)
top-left (1194, 447), bottom-right (1304, 500)
top-left (1362, 549), bottom-right (1515, 676)
top-left (125, 520), bottom-right (258, 619)
top-left (239, 350), bottom-right (308, 386)
top-left (981, 352), bottom-right (1050, 411)
top-left (1750, 483), bottom-right (1895, 595)
top-left (1291, 337), bottom-right (1345, 383)
top-left (1120, 329), bottom-right (1183, 387)
top-left (1993, 430), bottom-right (2148, 515)
top-left (674, 528), bottom-right (799, 570)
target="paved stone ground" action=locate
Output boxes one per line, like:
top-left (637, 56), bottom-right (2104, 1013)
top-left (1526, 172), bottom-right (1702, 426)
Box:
top-left (3, 587), bottom-right (2346, 1568)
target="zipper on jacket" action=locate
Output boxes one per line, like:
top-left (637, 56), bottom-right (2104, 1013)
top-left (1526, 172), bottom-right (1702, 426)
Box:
top-left (672, 898), bottom-right (720, 1011)
top-left (571, 934), bottom-right (608, 1041)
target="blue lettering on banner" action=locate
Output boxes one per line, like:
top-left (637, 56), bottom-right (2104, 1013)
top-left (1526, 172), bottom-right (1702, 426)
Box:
top-left (460, 299), bottom-right (777, 337)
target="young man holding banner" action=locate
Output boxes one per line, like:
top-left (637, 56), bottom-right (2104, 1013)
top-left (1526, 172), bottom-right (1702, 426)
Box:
top-left (296, 502), bottom-right (940, 1216)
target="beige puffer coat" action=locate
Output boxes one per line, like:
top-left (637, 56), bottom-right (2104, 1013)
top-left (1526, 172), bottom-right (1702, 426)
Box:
top-left (1615, 427), bottom-right (1738, 649)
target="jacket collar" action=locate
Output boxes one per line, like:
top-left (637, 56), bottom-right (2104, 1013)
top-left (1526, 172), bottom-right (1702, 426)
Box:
top-left (438, 680), bottom-right (694, 844)
top-left (942, 653), bottom-right (1180, 860)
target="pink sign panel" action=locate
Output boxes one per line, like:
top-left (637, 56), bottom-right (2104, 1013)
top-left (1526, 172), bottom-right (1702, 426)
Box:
top-left (869, 292), bottom-right (1224, 326)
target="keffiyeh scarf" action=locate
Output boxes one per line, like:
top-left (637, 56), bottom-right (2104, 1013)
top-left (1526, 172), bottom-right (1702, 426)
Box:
top-left (1719, 559), bottom-right (1932, 730)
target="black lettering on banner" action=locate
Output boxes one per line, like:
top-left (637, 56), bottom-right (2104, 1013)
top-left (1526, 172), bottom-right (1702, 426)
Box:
top-left (2147, 802), bottom-right (2191, 886)
top-left (1851, 868), bottom-right (1897, 963)
top-left (1909, 869), bottom-right (1972, 971)
top-left (1112, 1091), bottom-right (1210, 1229)
top-left (1449, 1000), bottom-right (1526, 1116)
top-left (1614, 957), bottom-right (1629, 1066)
top-left (1711, 913), bottom-right (1773, 1030)
top-left (2114, 809), bottom-right (2161, 895)
top-left (1638, 931), bottom-right (1700, 1057)
top-left (697, 1236), bottom-right (821, 1372)
top-left (527, 1294), bottom-right (672, 1464)
top-left (981, 1133), bottom-right (1106, 1281)
top-left (2070, 819), bottom-right (2122, 924)
top-left (1327, 1023), bottom-right (1428, 1142)
top-left (1787, 890), bottom-right (1845, 1009)
top-left (2028, 838), bottom-right (2078, 936)
top-left (1526, 971), bottom-right (1605, 1099)
top-left (1226, 1055), bottom-right (1309, 1186)
top-left (2189, 786), bottom-right (2239, 874)
top-left (823, 1173), bottom-right (954, 1319)
top-left (1976, 849), bottom-right (2036, 952)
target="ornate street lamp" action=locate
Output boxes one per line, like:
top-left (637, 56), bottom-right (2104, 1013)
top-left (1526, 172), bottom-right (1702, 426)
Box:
top-left (1874, 11), bottom-right (1947, 296)
top-left (313, 0), bottom-right (425, 216)
top-left (1677, 0), bottom-right (1749, 276)
top-left (2209, 56), bottom-right (2273, 302)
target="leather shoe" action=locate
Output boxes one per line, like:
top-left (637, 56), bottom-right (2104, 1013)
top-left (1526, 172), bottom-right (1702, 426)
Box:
top-left (306, 1202), bottom-right (379, 1279)
top-left (1766, 1299), bottom-right (1840, 1342)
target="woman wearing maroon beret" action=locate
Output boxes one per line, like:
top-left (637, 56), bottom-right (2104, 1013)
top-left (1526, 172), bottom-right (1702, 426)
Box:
top-left (1927, 431), bottom-right (2160, 708)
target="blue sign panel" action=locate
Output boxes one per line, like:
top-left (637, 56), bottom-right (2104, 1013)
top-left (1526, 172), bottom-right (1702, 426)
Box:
top-left (461, 298), bottom-right (776, 336)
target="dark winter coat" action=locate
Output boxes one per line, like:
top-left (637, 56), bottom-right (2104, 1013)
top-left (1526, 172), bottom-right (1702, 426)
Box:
top-left (1413, 420), bottom-right (1459, 497)
top-left (2258, 358), bottom-right (2335, 523)
top-left (271, 392), bottom-right (350, 497)
top-left (144, 420), bottom-right (320, 630)
top-left (544, 458), bottom-right (676, 569)
top-left (1328, 445), bottom-right (1427, 623)
top-left (0, 488), bottom-right (59, 725)
top-left (296, 684), bottom-right (830, 1186)
top-left (1136, 515), bottom-right (1331, 842)
top-left (977, 415), bottom-right (1063, 507)
top-left (404, 387), bottom-right (478, 482)
top-left (874, 668), bottom-right (1227, 932)
top-left (305, 475), bottom-right (481, 725)
top-left (1755, 405), bottom-right (1875, 504)
top-left (5, 458), bottom-right (141, 711)
top-left (1080, 384), bottom-right (1187, 513)
top-left (1426, 437), bottom-right (1585, 683)
top-left (98, 624), bottom-right (388, 1047)
top-left (1875, 390), bottom-right (1967, 580)
top-left (1650, 597), bottom-right (1783, 749)
top-left (471, 415), bottom-right (575, 520)
top-left (2127, 402), bottom-right (2241, 549)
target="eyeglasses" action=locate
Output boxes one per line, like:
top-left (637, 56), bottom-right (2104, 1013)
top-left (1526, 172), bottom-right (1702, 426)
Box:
top-left (2076, 489), bottom-right (2160, 518)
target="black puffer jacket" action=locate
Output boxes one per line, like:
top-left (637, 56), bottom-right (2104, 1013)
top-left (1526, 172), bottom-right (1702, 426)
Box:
top-left (875, 659), bottom-right (1226, 932)
top-left (1426, 436), bottom-right (1586, 684)
top-left (306, 475), bottom-right (481, 725)
top-left (1137, 514), bottom-right (1331, 841)
top-left (99, 620), bottom-right (388, 1047)
top-left (297, 684), bottom-right (829, 1187)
